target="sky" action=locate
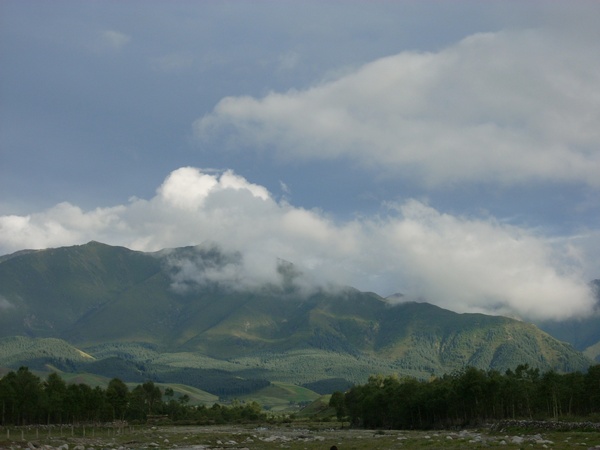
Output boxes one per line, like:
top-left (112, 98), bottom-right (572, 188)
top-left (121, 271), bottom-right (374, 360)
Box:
top-left (1, 1), bottom-right (600, 322)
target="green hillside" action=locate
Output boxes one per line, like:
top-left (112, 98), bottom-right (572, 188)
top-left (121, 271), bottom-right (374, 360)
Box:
top-left (0, 242), bottom-right (593, 395)
top-left (0, 336), bottom-right (94, 369)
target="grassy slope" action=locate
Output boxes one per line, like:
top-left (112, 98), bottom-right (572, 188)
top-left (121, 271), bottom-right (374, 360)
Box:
top-left (0, 241), bottom-right (164, 339)
top-left (0, 336), bottom-right (95, 367)
top-left (237, 381), bottom-right (320, 411)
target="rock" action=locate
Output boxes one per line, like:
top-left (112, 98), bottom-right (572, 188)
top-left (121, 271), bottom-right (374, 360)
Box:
top-left (260, 435), bottom-right (290, 442)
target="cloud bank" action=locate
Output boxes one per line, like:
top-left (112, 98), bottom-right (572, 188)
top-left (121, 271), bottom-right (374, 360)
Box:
top-left (194, 28), bottom-right (600, 187)
top-left (0, 167), bottom-right (595, 321)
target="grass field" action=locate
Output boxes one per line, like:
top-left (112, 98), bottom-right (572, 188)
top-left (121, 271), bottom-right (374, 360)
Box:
top-left (2, 423), bottom-right (600, 450)
top-left (237, 381), bottom-right (321, 411)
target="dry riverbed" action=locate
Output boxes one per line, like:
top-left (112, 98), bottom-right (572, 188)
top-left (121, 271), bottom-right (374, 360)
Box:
top-left (3, 424), bottom-right (600, 450)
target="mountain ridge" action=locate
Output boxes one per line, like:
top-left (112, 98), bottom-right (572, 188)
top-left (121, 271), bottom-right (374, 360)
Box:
top-left (0, 241), bottom-right (593, 391)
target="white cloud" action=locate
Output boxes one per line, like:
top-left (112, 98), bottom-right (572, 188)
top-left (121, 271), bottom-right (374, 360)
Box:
top-left (277, 51), bottom-right (301, 72)
top-left (100, 30), bottom-right (131, 50)
top-left (0, 296), bottom-right (15, 311)
top-left (377, 200), bottom-right (593, 320)
top-left (194, 28), bottom-right (600, 187)
top-left (0, 203), bottom-right (124, 252)
top-left (0, 167), bottom-right (595, 321)
top-left (151, 52), bottom-right (195, 73)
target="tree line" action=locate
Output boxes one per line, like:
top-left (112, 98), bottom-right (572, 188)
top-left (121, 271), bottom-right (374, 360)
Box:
top-left (330, 364), bottom-right (600, 429)
top-left (0, 367), bottom-right (265, 425)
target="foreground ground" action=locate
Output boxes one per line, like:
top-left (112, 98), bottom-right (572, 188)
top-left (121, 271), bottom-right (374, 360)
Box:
top-left (2, 423), bottom-right (600, 449)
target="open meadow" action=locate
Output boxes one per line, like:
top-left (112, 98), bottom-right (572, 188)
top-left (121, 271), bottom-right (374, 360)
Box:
top-left (2, 423), bottom-right (600, 450)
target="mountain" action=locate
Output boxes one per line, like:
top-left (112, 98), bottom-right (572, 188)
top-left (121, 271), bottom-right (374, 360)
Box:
top-left (0, 241), bottom-right (593, 393)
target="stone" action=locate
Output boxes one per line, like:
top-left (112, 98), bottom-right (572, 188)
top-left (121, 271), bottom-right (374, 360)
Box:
top-left (511, 436), bottom-right (524, 444)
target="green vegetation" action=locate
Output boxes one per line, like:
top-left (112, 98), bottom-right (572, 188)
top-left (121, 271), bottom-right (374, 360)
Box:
top-left (237, 381), bottom-right (321, 411)
top-left (331, 364), bottom-right (600, 429)
top-left (0, 241), bottom-right (595, 401)
top-left (6, 365), bottom-right (600, 450)
top-left (0, 367), bottom-right (265, 426)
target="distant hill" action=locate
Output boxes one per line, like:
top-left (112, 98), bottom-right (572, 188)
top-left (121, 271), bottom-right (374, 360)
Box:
top-left (0, 241), bottom-right (593, 394)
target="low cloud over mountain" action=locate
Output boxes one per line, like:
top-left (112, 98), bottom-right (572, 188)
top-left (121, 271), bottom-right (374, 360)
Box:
top-left (0, 167), bottom-right (594, 321)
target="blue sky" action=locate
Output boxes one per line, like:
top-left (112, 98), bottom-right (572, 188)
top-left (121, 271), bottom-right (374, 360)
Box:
top-left (1, 1), bottom-right (599, 321)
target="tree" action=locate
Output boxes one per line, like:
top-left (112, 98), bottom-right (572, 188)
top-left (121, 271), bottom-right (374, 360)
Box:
top-left (128, 385), bottom-right (147, 420)
top-left (106, 378), bottom-right (129, 420)
top-left (0, 371), bottom-right (17, 425)
top-left (12, 367), bottom-right (43, 425)
top-left (585, 365), bottom-right (600, 414)
top-left (329, 391), bottom-right (347, 423)
top-left (540, 370), bottom-right (563, 419)
top-left (43, 372), bottom-right (67, 424)
top-left (141, 381), bottom-right (162, 415)
top-left (456, 367), bottom-right (487, 423)
top-left (89, 386), bottom-right (108, 421)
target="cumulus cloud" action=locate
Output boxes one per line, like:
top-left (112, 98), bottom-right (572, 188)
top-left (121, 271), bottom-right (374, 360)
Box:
top-left (194, 28), bottom-right (600, 187)
top-left (0, 203), bottom-right (125, 253)
top-left (0, 167), bottom-right (595, 321)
